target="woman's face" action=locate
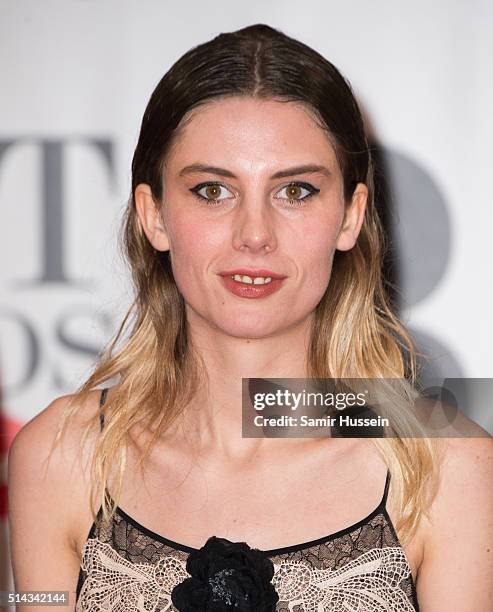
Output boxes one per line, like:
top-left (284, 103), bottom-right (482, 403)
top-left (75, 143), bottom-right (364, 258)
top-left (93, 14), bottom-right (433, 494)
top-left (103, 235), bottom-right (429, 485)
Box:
top-left (136, 96), bottom-right (367, 339)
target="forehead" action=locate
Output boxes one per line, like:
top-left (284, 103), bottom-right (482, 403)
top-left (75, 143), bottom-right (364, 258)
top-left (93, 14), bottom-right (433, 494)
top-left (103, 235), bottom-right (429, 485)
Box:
top-left (165, 96), bottom-right (339, 171)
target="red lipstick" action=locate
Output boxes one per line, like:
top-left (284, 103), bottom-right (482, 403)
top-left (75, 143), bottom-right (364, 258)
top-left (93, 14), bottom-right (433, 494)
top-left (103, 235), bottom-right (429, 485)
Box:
top-left (219, 268), bottom-right (286, 279)
top-left (218, 268), bottom-right (287, 299)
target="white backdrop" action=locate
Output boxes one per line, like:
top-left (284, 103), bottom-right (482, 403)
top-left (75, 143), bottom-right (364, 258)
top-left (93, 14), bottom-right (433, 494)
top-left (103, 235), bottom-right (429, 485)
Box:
top-left (1, 0), bottom-right (492, 594)
top-left (0, 0), bottom-right (493, 421)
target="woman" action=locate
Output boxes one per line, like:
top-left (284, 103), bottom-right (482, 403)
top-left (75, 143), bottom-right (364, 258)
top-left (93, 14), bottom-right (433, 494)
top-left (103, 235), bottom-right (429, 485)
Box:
top-left (8, 23), bottom-right (492, 611)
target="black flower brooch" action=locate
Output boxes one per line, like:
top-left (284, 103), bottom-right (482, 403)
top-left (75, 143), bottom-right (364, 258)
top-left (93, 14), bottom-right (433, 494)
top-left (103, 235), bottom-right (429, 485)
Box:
top-left (170, 535), bottom-right (279, 611)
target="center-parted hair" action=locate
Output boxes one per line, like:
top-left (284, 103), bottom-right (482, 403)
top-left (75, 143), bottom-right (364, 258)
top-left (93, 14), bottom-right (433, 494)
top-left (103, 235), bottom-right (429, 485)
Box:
top-left (52, 24), bottom-right (438, 545)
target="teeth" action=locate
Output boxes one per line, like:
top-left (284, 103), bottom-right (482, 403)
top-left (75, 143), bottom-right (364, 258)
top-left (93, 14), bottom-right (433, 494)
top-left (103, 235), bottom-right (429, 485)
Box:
top-left (231, 274), bottom-right (273, 285)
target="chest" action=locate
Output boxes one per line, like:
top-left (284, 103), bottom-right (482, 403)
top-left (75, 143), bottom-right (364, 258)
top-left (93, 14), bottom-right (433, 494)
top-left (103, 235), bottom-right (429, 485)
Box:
top-left (74, 438), bottom-right (423, 584)
top-left (124, 443), bottom-right (381, 538)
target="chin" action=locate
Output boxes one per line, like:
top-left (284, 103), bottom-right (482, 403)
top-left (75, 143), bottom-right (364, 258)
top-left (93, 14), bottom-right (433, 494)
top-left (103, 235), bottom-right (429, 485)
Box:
top-left (214, 314), bottom-right (285, 340)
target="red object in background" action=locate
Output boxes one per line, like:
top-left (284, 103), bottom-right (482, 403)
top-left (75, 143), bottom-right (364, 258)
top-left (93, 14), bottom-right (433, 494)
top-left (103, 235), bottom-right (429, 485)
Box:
top-left (0, 413), bottom-right (23, 519)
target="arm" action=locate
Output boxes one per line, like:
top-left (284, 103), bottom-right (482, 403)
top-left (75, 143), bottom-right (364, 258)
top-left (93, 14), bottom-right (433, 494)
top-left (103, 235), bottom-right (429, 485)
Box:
top-left (416, 436), bottom-right (493, 610)
top-left (7, 393), bottom-right (99, 611)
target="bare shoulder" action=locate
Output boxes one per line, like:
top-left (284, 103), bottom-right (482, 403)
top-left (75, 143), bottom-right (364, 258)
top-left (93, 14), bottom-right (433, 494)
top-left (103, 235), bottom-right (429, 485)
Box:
top-left (9, 389), bottom-right (104, 483)
top-left (434, 434), bottom-right (493, 504)
top-left (415, 434), bottom-right (493, 609)
top-left (423, 434), bottom-right (493, 529)
top-left (8, 389), bottom-right (105, 555)
top-left (7, 388), bottom-right (108, 602)
top-left (416, 400), bottom-right (492, 519)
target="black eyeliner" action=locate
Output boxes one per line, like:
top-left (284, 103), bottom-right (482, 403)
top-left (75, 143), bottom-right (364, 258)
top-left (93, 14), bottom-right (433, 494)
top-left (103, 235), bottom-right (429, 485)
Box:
top-left (189, 180), bottom-right (320, 204)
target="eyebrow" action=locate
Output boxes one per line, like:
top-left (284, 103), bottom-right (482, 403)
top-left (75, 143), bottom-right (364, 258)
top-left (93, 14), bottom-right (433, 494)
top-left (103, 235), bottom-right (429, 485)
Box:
top-left (178, 163), bottom-right (332, 180)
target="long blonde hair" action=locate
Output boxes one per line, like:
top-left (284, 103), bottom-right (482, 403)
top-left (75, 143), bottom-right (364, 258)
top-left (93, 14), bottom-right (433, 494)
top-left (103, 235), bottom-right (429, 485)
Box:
top-left (50, 23), bottom-right (439, 547)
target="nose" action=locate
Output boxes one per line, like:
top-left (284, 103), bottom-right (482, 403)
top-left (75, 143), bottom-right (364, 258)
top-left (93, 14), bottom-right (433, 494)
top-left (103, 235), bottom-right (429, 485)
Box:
top-left (232, 196), bottom-right (277, 255)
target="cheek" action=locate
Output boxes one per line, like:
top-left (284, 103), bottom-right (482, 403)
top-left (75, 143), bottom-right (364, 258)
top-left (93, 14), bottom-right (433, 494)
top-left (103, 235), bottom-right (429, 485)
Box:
top-left (287, 214), bottom-right (341, 313)
top-left (165, 215), bottom-right (223, 280)
top-left (300, 214), bottom-right (341, 280)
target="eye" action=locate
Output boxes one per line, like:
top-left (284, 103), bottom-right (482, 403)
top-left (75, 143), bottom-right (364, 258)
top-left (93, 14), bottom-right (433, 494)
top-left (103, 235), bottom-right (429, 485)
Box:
top-left (189, 180), bottom-right (320, 207)
top-left (189, 182), bottom-right (233, 205)
top-left (275, 182), bottom-right (320, 206)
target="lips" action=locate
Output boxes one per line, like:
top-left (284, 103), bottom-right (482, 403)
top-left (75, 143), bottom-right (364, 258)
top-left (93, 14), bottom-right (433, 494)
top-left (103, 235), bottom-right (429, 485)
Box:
top-left (220, 276), bottom-right (285, 299)
top-left (218, 268), bottom-right (287, 280)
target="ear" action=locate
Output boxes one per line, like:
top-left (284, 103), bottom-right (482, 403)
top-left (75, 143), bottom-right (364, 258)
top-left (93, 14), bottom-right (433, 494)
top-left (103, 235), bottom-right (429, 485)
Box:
top-left (335, 183), bottom-right (368, 252)
top-left (134, 183), bottom-right (170, 251)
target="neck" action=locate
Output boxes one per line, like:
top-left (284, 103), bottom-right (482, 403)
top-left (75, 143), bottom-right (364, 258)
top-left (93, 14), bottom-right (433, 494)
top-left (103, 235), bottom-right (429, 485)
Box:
top-left (175, 311), bottom-right (314, 461)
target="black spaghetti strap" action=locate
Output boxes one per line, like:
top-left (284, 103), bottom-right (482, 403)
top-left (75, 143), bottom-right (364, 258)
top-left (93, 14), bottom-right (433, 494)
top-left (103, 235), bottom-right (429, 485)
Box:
top-left (99, 387), bottom-right (108, 432)
top-left (379, 468), bottom-right (391, 509)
